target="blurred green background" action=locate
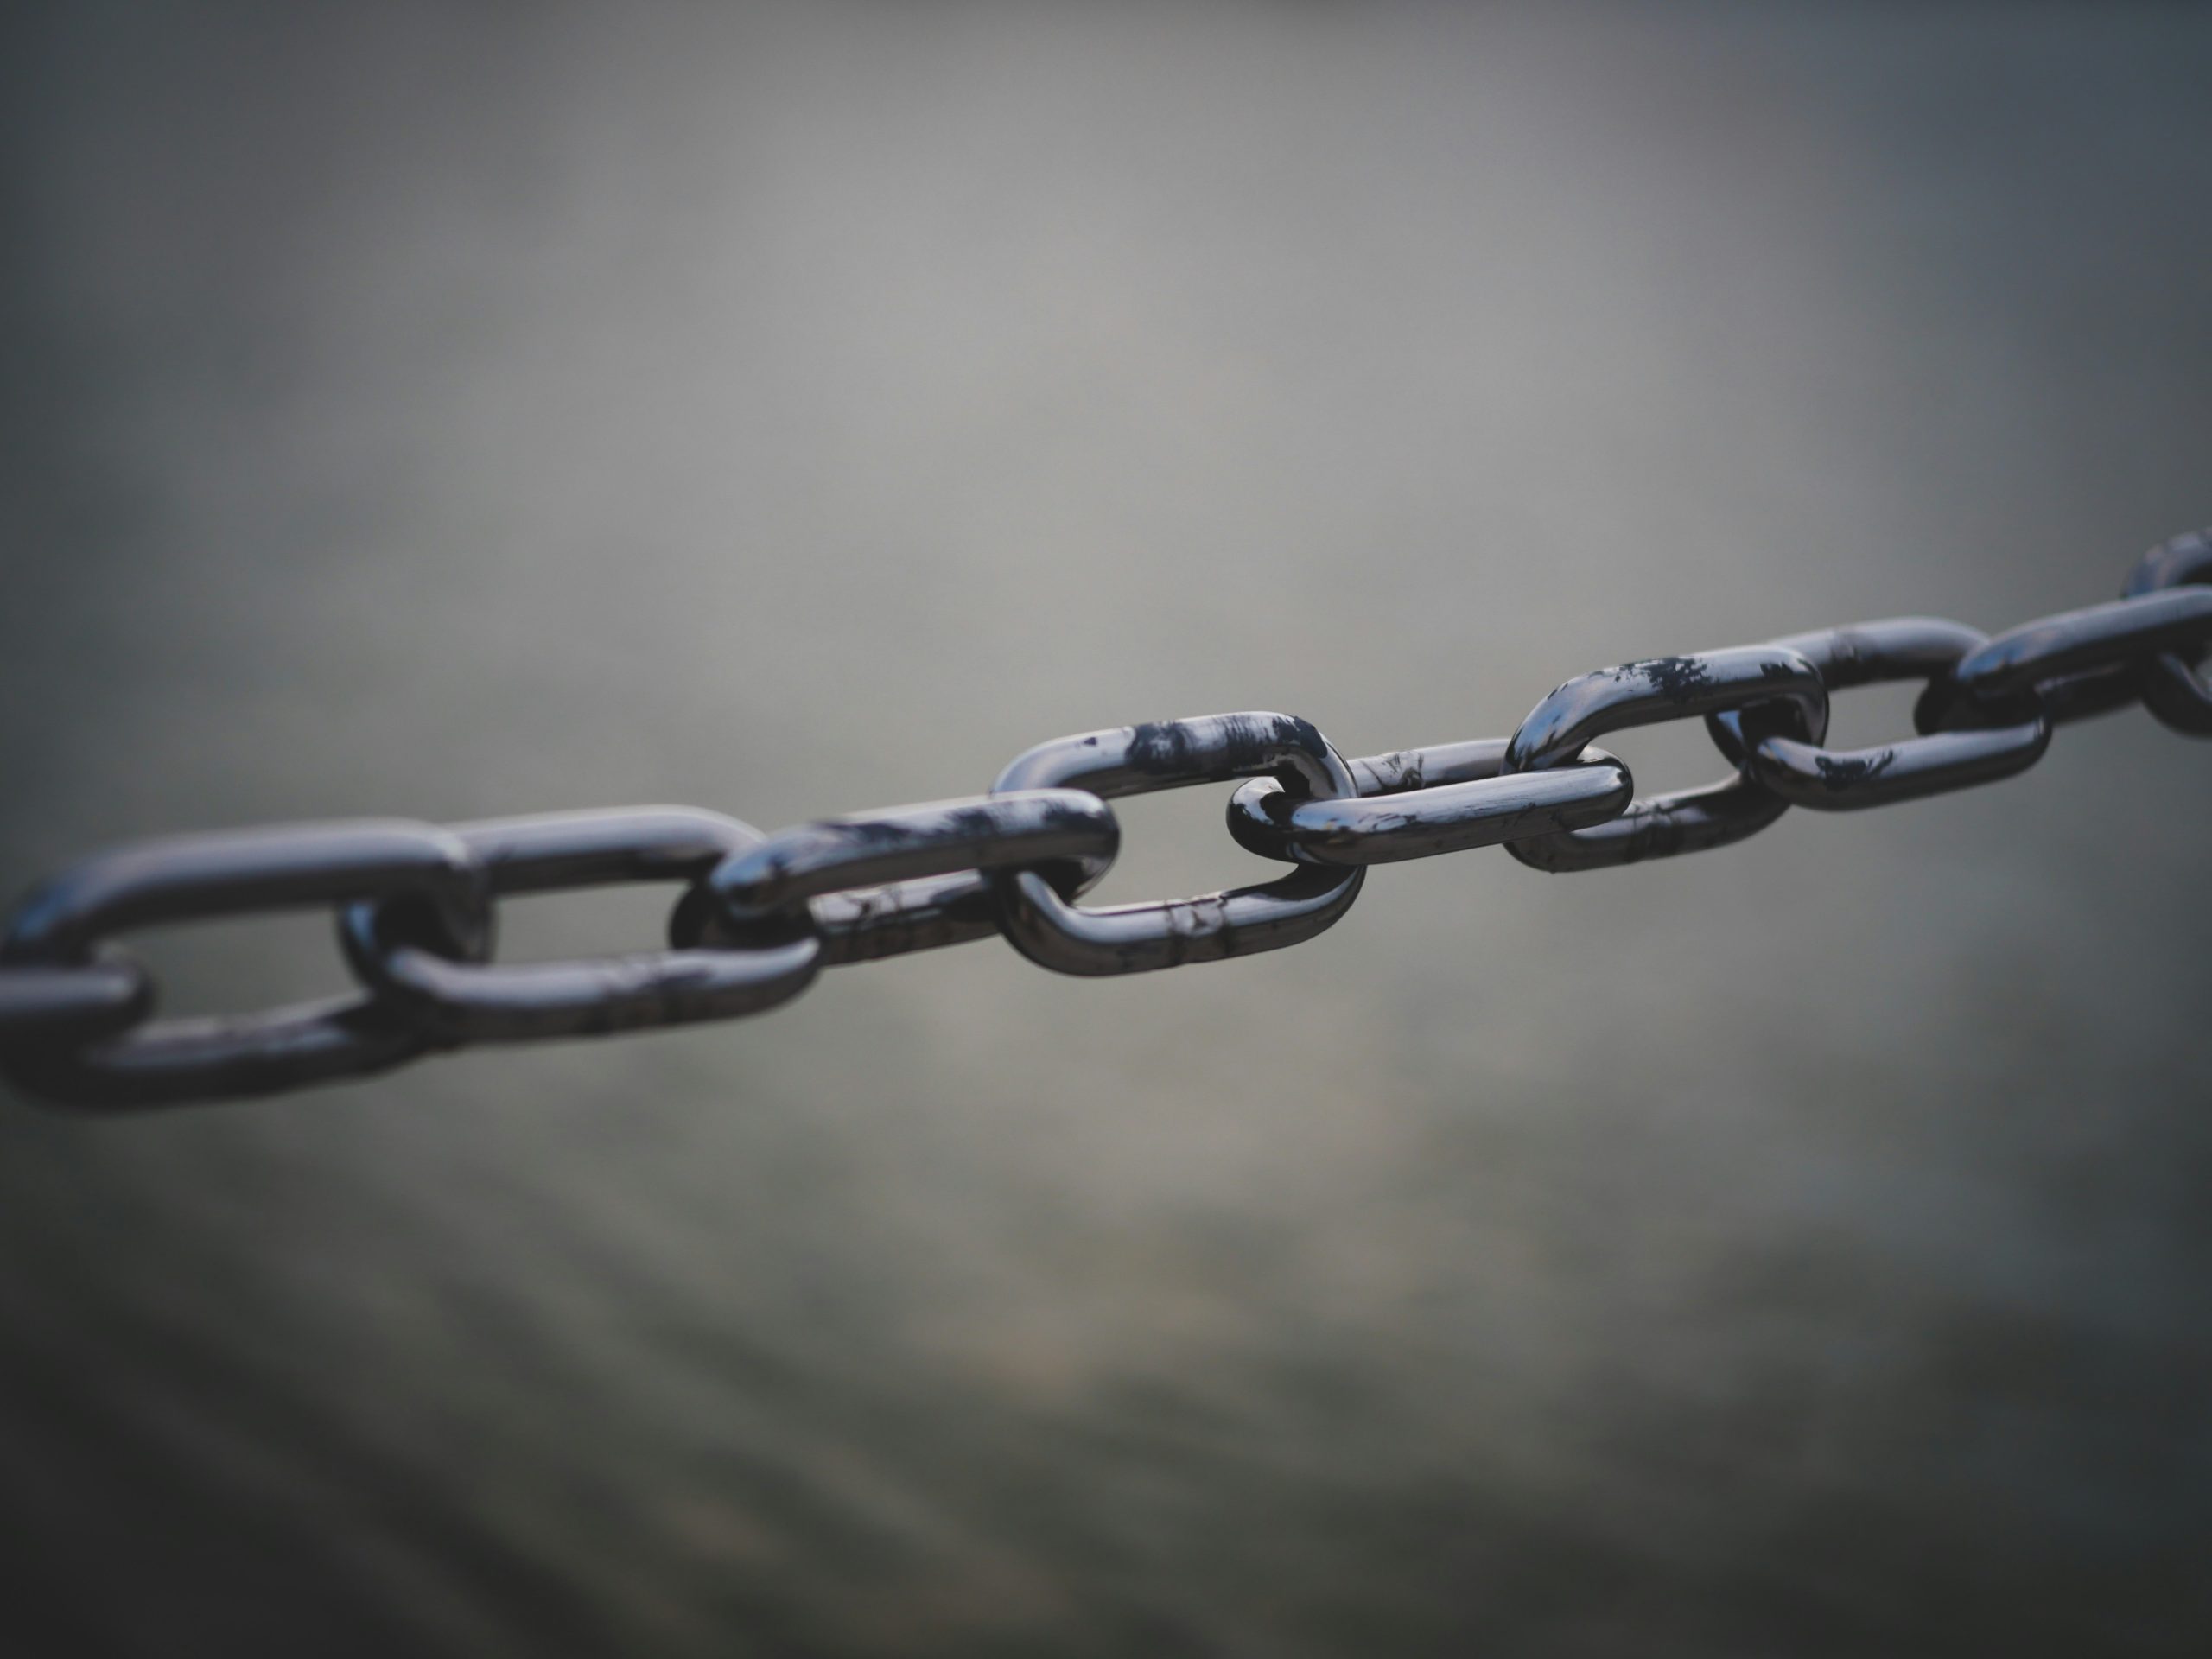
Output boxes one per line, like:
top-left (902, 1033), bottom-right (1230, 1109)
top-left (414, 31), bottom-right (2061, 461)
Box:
top-left (3, 3), bottom-right (2209, 1653)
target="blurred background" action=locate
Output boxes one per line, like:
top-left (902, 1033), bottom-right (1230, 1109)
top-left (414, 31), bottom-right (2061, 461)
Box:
top-left (3, 3), bottom-right (2209, 1653)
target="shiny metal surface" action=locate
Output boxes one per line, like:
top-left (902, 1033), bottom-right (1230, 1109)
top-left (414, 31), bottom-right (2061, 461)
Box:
top-left (340, 810), bottom-right (822, 1043)
top-left (1916, 589), bottom-right (2212, 734)
top-left (988, 714), bottom-right (1365, 975)
top-left (1707, 619), bottom-right (2050, 810)
top-left (690, 791), bottom-right (1119, 965)
top-left (1497, 776), bottom-right (1796, 874)
top-left (1225, 738), bottom-right (1632, 865)
top-left (1501, 646), bottom-right (1827, 869)
top-left (2123, 527), bottom-right (2212, 734)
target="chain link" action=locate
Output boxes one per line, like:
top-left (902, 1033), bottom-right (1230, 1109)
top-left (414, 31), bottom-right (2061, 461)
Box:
top-left (339, 808), bottom-right (821, 1046)
top-left (1498, 644), bottom-right (1830, 870)
top-left (4, 530), bottom-right (2209, 1110)
top-left (1707, 619), bottom-right (2050, 810)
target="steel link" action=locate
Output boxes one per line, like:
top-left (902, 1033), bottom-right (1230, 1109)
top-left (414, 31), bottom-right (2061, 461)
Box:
top-left (1501, 646), bottom-right (1828, 869)
top-left (1224, 738), bottom-right (1632, 865)
top-left (988, 714), bottom-right (1365, 975)
top-left (1707, 619), bottom-right (2050, 810)
top-left (1, 528), bottom-right (2206, 1110)
top-left (341, 809), bottom-right (820, 1043)
top-left (2122, 528), bottom-right (2212, 735)
top-left (1915, 588), bottom-right (2212, 734)
top-left (680, 791), bottom-right (1120, 965)
top-left (0, 820), bottom-right (491, 1109)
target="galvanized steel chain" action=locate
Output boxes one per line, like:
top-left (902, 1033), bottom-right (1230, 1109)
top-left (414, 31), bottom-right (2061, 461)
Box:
top-left (4, 528), bottom-right (2209, 1111)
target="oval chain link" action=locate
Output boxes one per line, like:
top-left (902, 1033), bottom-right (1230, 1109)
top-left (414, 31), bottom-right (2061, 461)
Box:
top-left (1707, 619), bottom-right (2050, 810)
top-left (340, 808), bottom-right (821, 1043)
top-left (0, 821), bottom-right (492, 1109)
top-left (1500, 646), bottom-right (1828, 870)
top-left (988, 714), bottom-right (1367, 976)
top-left (1915, 589), bottom-right (2212, 734)
top-left (1224, 738), bottom-right (1631, 866)
top-left (673, 789), bottom-right (1121, 965)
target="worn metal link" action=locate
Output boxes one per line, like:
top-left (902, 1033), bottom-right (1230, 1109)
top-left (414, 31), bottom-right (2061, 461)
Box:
top-left (1707, 619), bottom-right (2050, 810)
top-left (2, 528), bottom-right (2207, 1109)
top-left (1501, 645), bottom-right (1828, 870)
top-left (988, 714), bottom-right (1366, 976)
top-left (1224, 739), bottom-right (1631, 865)
top-left (0, 820), bottom-right (491, 1108)
top-left (679, 791), bottom-right (1119, 965)
top-left (1915, 589), bottom-right (2212, 734)
top-left (340, 809), bottom-right (820, 1043)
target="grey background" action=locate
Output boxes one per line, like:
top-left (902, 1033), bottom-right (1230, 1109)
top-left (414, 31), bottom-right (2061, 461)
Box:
top-left (3, 3), bottom-right (2209, 1654)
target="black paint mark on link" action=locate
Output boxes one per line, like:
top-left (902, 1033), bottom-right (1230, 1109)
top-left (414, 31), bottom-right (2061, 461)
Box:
top-left (1707, 618), bottom-right (2048, 811)
top-left (1225, 738), bottom-right (1634, 866)
top-left (987, 713), bottom-right (1365, 976)
top-left (1500, 645), bottom-right (1828, 869)
top-left (688, 790), bottom-right (1122, 967)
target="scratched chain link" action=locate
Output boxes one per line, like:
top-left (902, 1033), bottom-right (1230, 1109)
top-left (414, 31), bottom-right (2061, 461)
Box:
top-left (5, 528), bottom-right (2209, 1110)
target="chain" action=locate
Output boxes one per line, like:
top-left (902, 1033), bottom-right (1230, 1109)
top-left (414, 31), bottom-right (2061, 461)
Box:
top-left (4, 529), bottom-right (2209, 1111)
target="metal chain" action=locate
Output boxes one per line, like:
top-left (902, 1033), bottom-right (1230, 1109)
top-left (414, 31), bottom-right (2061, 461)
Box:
top-left (4, 528), bottom-right (2209, 1111)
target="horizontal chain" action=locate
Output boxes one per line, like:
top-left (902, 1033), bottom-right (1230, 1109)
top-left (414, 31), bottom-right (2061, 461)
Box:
top-left (3, 529), bottom-right (2208, 1110)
